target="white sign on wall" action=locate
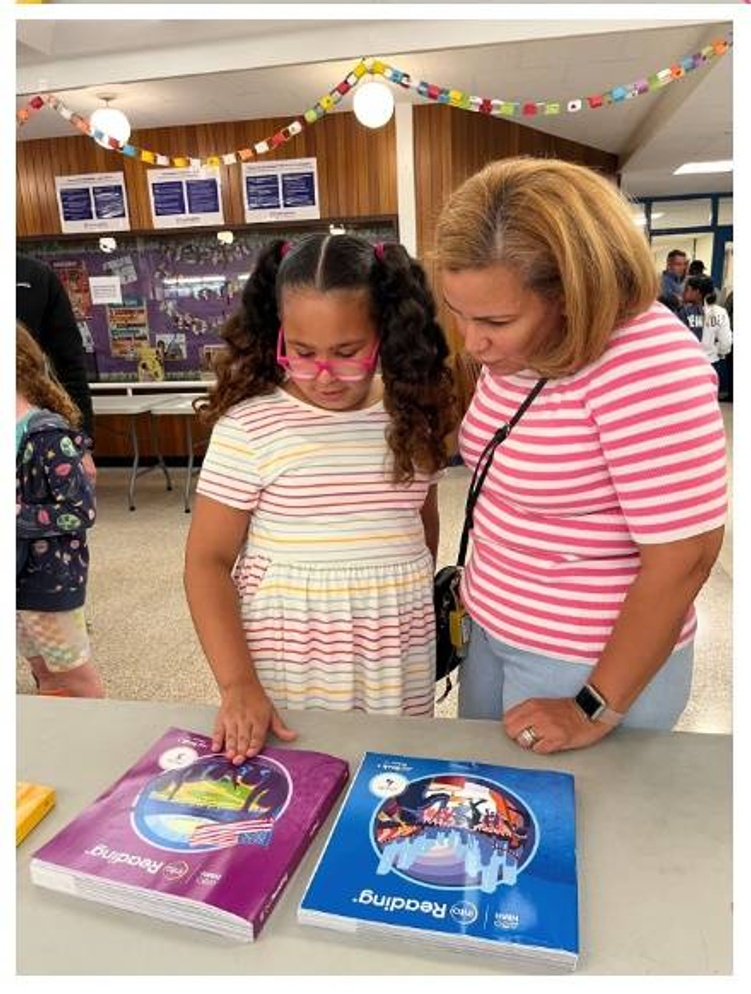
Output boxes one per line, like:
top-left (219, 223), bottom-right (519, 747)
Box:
top-left (147, 166), bottom-right (224, 229)
top-left (87, 275), bottom-right (123, 306)
top-left (242, 158), bottom-right (320, 223)
top-left (55, 172), bottom-right (131, 234)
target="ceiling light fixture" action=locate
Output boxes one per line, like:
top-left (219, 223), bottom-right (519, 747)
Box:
top-left (89, 94), bottom-right (131, 149)
top-left (353, 80), bottom-right (395, 129)
top-left (673, 160), bottom-right (733, 175)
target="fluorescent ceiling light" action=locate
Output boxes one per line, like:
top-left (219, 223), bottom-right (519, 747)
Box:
top-left (673, 161), bottom-right (733, 175)
top-left (632, 211), bottom-right (663, 226)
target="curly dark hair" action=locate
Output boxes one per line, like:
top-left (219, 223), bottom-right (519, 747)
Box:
top-left (197, 233), bottom-right (457, 483)
top-left (685, 274), bottom-right (718, 305)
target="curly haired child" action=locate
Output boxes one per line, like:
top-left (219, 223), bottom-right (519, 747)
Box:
top-left (16, 322), bottom-right (102, 697)
top-left (185, 233), bottom-right (456, 761)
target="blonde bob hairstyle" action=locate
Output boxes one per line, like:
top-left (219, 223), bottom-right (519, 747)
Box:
top-left (435, 156), bottom-right (659, 378)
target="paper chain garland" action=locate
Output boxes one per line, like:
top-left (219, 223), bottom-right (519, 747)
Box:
top-left (16, 37), bottom-right (732, 170)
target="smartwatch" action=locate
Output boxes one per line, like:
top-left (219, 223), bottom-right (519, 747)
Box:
top-left (574, 683), bottom-right (625, 727)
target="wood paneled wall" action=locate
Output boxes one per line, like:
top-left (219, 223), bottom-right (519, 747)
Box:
top-left (17, 112), bottom-right (397, 237)
top-left (413, 103), bottom-right (619, 350)
top-left (19, 103), bottom-right (619, 459)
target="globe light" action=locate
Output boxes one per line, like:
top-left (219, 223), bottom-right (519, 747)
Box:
top-left (89, 105), bottom-right (131, 148)
top-left (353, 81), bottom-right (395, 129)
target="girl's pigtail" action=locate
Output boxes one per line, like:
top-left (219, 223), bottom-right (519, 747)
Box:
top-left (197, 240), bottom-right (287, 426)
top-left (371, 245), bottom-right (457, 482)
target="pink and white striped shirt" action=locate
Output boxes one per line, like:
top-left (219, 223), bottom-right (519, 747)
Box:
top-left (458, 302), bottom-right (728, 663)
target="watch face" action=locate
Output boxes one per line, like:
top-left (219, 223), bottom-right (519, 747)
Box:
top-left (575, 685), bottom-right (605, 720)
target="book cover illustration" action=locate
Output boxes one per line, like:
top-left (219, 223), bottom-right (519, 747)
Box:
top-left (17, 782), bottom-right (56, 846)
top-left (30, 728), bottom-right (348, 940)
top-left (299, 752), bottom-right (578, 969)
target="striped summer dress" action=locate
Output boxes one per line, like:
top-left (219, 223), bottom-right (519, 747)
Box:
top-left (458, 302), bottom-right (728, 664)
top-left (196, 387), bottom-right (437, 716)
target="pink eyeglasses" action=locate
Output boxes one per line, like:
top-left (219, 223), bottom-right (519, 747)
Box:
top-left (276, 328), bottom-right (379, 382)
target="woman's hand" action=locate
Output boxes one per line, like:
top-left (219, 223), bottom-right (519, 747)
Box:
top-left (212, 680), bottom-right (297, 764)
top-left (503, 697), bottom-right (613, 754)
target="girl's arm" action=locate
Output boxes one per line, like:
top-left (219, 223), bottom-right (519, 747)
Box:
top-left (420, 484), bottom-right (440, 563)
top-left (503, 527), bottom-right (724, 752)
top-left (184, 494), bottom-right (296, 763)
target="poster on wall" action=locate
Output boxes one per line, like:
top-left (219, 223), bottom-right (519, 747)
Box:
top-left (155, 333), bottom-right (187, 362)
top-left (242, 158), bottom-right (320, 223)
top-left (52, 261), bottom-right (92, 319)
top-left (103, 255), bottom-right (139, 285)
top-left (55, 173), bottom-right (131, 234)
top-left (77, 321), bottom-right (96, 354)
top-left (107, 303), bottom-right (149, 360)
top-left (147, 167), bottom-right (224, 229)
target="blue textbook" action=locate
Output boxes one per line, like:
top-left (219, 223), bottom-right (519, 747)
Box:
top-left (298, 751), bottom-right (579, 969)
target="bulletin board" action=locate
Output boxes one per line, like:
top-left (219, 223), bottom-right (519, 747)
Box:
top-left (18, 220), bottom-right (397, 381)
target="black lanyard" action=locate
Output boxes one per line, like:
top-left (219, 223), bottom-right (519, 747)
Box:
top-left (456, 377), bottom-right (548, 566)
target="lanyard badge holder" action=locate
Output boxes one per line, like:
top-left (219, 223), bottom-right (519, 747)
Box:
top-left (434, 376), bottom-right (548, 701)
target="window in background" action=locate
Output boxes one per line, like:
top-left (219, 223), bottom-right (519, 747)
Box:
top-left (650, 199), bottom-right (713, 229)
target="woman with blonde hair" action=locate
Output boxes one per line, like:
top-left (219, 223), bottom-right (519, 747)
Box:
top-left (435, 156), bottom-right (727, 754)
top-left (16, 322), bottom-right (102, 696)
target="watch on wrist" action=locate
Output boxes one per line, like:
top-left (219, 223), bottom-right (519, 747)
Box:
top-left (574, 683), bottom-right (625, 727)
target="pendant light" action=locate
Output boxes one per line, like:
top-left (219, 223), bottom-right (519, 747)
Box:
top-left (89, 94), bottom-right (131, 148)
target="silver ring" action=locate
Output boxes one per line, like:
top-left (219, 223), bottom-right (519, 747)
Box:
top-left (517, 726), bottom-right (539, 749)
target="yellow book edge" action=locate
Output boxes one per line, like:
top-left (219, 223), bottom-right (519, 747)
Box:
top-left (16, 782), bottom-right (56, 846)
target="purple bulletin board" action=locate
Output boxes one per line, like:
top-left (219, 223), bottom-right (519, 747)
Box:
top-left (19, 221), bottom-right (396, 381)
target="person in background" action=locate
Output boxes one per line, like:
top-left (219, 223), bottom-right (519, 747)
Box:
top-left (723, 290), bottom-right (733, 402)
top-left (184, 233), bottom-right (457, 763)
top-left (676, 291), bottom-right (705, 342)
top-left (435, 156), bottom-right (727, 755)
top-left (682, 275), bottom-right (732, 397)
top-left (16, 254), bottom-right (96, 481)
top-left (659, 249), bottom-right (688, 311)
top-left (687, 259), bottom-right (706, 278)
top-left (656, 294), bottom-right (682, 317)
top-left (16, 322), bottom-right (102, 697)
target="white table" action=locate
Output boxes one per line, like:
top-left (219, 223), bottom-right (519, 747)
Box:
top-left (92, 395), bottom-right (173, 510)
top-left (16, 697), bottom-right (732, 976)
top-left (150, 394), bottom-right (209, 512)
top-left (89, 380), bottom-right (214, 395)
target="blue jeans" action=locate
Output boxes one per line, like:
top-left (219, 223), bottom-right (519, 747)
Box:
top-left (457, 620), bottom-right (694, 731)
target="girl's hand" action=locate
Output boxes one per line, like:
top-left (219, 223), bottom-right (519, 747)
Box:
top-left (503, 697), bottom-right (613, 754)
top-left (212, 681), bottom-right (297, 764)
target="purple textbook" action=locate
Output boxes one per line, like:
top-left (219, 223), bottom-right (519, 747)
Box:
top-left (30, 727), bottom-right (349, 941)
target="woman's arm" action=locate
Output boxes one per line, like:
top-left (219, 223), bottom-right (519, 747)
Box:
top-left (184, 494), bottom-right (296, 762)
top-left (420, 484), bottom-right (440, 563)
top-left (503, 526), bottom-right (724, 753)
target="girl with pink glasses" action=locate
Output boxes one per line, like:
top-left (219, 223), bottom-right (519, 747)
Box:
top-left (185, 233), bottom-right (456, 763)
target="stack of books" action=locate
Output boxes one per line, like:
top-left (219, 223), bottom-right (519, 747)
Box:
top-left (30, 727), bottom-right (348, 941)
top-left (299, 751), bottom-right (579, 970)
top-left (17, 782), bottom-right (56, 845)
